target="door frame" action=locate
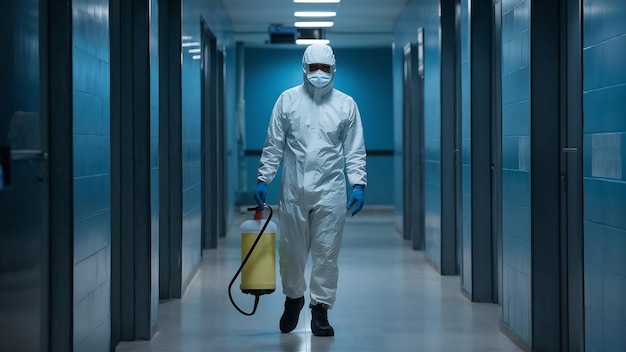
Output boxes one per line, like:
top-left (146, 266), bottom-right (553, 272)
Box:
top-left (201, 18), bottom-right (219, 249)
top-left (41, 0), bottom-right (74, 349)
top-left (402, 37), bottom-right (425, 250)
top-left (561, 0), bottom-right (584, 349)
top-left (158, 0), bottom-right (183, 300)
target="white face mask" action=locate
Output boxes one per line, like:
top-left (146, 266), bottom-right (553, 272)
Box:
top-left (307, 70), bottom-right (332, 88)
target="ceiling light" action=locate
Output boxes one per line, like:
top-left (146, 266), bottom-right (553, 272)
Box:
top-left (294, 11), bottom-right (337, 17)
top-left (294, 0), bottom-right (340, 3)
top-left (188, 48), bottom-right (201, 54)
top-left (294, 21), bottom-right (334, 28)
top-left (182, 42), bottom-right (200, 47)
top-left (296, 39), bottom-right (330, 45)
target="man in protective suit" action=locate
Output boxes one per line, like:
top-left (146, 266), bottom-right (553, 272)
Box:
top-left (254, 44), bottom-right (367, 337)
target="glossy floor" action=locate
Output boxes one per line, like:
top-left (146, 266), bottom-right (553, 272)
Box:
top-left (117, 210), bottom-right (523, 352)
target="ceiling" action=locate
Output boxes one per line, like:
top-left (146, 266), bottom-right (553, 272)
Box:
top-left (221, 0), bottom-right (409, 48)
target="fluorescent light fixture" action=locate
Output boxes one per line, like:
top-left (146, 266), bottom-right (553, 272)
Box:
top-left (294, 21), bottom-right (334, 28)
top-left (188, 48), bottom-right (201, 54)
top-left (182, 41), bottom-right (200, 47)
top-left (192, 55), bottom-right (201, 60)
top-left (295, 38), bottom-right (330, 45)
top-left (294, 11), bottom-right (336, 17)
top-left (294, 0), bottom-right (340, 3)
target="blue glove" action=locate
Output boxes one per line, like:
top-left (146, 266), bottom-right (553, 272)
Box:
top-left (254, 182), bottom-right (267, 209)
top-left (347, 185), bottom-right (364, 217)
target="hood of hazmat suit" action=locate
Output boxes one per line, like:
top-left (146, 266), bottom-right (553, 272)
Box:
top-left (302, 44), bottom-right (336, 102)
top-left (256, 44), bottom-right (367, 308)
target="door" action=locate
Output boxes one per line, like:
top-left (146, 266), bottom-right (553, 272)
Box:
top-left (0, 0), bottom-right (46, 350)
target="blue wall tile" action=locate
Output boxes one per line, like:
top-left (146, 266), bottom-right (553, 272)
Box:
top-left (180, 40), bottom-right (202, 281)
top-left (603, 36), bottom-right (626, 87)
top-left (501, 0), bottom-right (531, 344)
top-left (71, 1), bottom-right (110, 349)
top-left (392, 0), bottom-right (439, 232)
top-left (604, 0), bottom-right (626, 40)
top-left (422, 8), bottom-right (443, 269)
top-left (149, 0), bottom-right (160, 329)
top-left (584, 0), bottom-right (603, 48)
top-left (583, 0), bottom-right (626, 349)
top-left (460, 0), bottom-right (472, 294)
top-left (583, 44), bottom-right (604, 91)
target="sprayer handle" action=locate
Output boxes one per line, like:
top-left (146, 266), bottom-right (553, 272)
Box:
top-left (247, 205), bottom-right (272, 217)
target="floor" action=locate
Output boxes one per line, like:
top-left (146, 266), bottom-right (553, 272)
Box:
top-left (117, 209), bottom-right (523, 352)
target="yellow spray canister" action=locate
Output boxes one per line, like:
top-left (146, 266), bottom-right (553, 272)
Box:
top-left (239, 209), bottom-right (277, 295)
top-left (228, 205), bottom-right (277, 316)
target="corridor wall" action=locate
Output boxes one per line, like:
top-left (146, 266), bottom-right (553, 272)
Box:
top-left (180, 30), bottom-right (203, 288)
top-left (393, 0), bottom-right (442, 269)
top-left (180, 0), bottom-right (235, 285)
top-left (149, 0), bottom-right (160, 336)
top-left (582, 0), bottom-right (626, 349)
top-left (72, 0), bottom-right (112, 349)
top-left (460, 0), bottom-right (471, 295)
top-left (500, 0), bottom-right (531, 344)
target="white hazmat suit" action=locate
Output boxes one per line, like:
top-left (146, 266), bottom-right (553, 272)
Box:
top-left (257, 44), bottom-right (367, 308)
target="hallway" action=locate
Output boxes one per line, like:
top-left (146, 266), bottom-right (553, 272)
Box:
top-left (116, 210), bottom-right (521, 352)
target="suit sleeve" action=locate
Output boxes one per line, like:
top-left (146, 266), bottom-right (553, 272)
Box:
top-left (343, 98), bottom-right (367, 187)
top-left (257, 94), bottom-right (286, 185)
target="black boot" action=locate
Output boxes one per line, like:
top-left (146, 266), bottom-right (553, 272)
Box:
top-left (310, 303), bottom-right (334, 336)
top-left (279, 296), bottom-right (304, 333)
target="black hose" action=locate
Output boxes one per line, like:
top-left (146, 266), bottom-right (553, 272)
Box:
top-left (228, 204), bottom-right (273, 316)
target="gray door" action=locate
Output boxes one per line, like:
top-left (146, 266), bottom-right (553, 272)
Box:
top-left (0, 0), bottom-right (46, 350)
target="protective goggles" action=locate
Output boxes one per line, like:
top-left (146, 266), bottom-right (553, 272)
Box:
top-left (308, 63), bottom-right (332, 73)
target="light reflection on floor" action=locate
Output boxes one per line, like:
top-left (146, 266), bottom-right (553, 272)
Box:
top-left (117, 209), bottom-right (522, 352)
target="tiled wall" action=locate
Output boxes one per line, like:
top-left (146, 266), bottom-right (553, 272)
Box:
top-left (392, 40), bottom-right (404, 231)
top-left (184, 1), bottom-right (237, 228)
top-left (460, 0), bottom-right (471, 294)
top-left (72, 0), bottom-right (111, 350)
top-left (392, 0), bottom-right (441, 268)
top-left (149, 0), bottom-right (160, 330)
top-left (179, 0), bottom-right (235, 285)
top-left (180, 44), bottom-right (202, 284)
top-left (501, 0), bottom-right (531, 344)
top-left (225, 44), bottom-right (237, 224)
top-left (583, 0), bottom-right (626, 350)
top-left (422, 9), bottom-right (443, 270)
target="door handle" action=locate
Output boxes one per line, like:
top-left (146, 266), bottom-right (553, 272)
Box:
top-left (562, 147), bottom-right (578, 153)
top-left (11, 149), bottom-right (48, 161)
